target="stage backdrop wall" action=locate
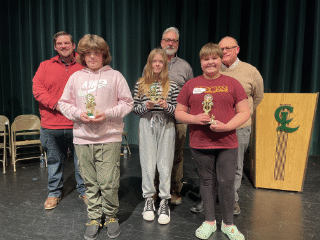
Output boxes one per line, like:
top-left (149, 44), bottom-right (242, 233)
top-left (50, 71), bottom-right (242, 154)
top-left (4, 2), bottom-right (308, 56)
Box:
top-left (0, 0), bottom-right (319, 155)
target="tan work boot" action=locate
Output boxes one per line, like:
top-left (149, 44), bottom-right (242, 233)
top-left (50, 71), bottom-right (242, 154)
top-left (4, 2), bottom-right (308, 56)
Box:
top-left (44, 196), bottom-right (61, 210)
top-left (79, 194), bottom-right (87, 204)
top-left (170, 193), bottom-right (182, 206)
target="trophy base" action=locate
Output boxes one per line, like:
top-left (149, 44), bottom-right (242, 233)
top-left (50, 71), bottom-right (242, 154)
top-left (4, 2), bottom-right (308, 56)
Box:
top-left (87, 113), bottom-right (95, 119)
top-left (208, 120), bottom-right (217, 125)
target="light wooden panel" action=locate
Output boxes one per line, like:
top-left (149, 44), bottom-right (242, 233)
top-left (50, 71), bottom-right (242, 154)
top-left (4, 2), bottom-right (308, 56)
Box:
top-left (255, 93), bottom-right (319, 191)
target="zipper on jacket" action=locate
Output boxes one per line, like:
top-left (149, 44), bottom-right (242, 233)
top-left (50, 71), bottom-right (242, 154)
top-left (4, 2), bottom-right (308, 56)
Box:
top-left (65, 60), bottom-right (76, 72)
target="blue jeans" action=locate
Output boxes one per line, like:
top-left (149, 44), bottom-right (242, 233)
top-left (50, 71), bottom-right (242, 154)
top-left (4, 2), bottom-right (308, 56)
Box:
top-left (40, 127), bottom-right (85, 198)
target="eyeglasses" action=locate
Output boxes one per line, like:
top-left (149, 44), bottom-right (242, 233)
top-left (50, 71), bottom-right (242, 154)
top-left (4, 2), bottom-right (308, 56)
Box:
top-left (162, 38), bottom-right (179, 44)
top-left (84, 51), bottom-right (102, 56)
top-left (220, 46), bottom-right (238, 51)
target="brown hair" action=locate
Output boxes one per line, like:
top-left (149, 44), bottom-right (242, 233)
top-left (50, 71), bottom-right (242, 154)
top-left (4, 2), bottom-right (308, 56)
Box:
top-left (53, 31), bottom-right (74, 46)
top-left (199, 43), bottom-right (223, 60)
top-left (77, 34), bottom-right (112, 67)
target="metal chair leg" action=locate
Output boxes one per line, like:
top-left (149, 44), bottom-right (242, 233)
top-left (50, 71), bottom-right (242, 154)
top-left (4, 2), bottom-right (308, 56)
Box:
top-left (122, 132), bottom-right (131, 155)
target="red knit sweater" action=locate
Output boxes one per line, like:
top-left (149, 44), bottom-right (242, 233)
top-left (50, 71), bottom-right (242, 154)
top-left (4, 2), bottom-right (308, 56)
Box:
top-left (32, 54), bottom-right (84, 129)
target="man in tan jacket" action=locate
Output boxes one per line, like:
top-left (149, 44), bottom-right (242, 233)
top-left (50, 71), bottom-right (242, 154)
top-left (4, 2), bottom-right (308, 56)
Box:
top-left (219, 36), bottom-right (264, 215)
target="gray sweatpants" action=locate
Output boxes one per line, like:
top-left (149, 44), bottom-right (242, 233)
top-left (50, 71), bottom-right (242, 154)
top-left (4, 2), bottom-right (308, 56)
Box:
top-left (139, 111), bottom-right (175, 199)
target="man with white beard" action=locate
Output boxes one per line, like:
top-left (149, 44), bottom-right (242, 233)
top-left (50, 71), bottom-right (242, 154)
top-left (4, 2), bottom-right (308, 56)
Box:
top-left (153, 27), bottom-right (193, 206)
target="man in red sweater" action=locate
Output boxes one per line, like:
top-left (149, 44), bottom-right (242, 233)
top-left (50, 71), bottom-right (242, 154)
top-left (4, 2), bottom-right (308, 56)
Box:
top-left (33, 31), bottom-right (86, 210)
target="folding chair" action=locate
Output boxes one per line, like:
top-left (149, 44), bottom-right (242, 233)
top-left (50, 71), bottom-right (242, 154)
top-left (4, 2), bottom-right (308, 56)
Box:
top-left (0, 122), bottom-right (7, 173)
top-left (11, 115), bottom-right (43, 172)
top-left (0, 115), bottom-right (11, 156)
top-left (14, 114), bottom-right (40, 121)
top-left (122, 132), bottom-right (131, 155)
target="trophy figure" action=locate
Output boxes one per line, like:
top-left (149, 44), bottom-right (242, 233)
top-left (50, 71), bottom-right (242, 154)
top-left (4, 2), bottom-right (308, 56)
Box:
top-left (85, 94), bottom-right (96, 119)
top-left (149, 83), bottom-right (158, 102)
top-left (202, 94), bottom-right (217, 125)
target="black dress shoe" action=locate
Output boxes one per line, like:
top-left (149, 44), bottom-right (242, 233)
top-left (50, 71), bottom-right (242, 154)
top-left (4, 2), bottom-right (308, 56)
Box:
top-left (190, 198), bottom-right (204, 213)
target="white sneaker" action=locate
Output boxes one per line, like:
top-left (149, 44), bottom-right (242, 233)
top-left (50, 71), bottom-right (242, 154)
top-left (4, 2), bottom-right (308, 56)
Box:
top-left (158, 199), bottom-right (170, 224)
top-left (142, 198), bottom-right (155, 221)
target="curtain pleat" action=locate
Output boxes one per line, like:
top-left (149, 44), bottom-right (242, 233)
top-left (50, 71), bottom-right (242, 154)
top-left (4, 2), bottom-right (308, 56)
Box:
top-left (0, 0), bottom-right (319, 154)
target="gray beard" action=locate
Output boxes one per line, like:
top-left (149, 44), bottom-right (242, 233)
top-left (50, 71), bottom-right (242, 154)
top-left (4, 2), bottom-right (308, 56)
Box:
top-left (164, 47), bottom-right (177, 56)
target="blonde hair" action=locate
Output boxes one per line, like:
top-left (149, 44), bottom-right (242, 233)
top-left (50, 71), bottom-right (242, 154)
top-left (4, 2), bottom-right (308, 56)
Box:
top-left (77, 34), bottom-right (112, 67)
top-left (136, 48), bottom-right (170, 100)
top-left (199, 43), bottom-right (223, 60)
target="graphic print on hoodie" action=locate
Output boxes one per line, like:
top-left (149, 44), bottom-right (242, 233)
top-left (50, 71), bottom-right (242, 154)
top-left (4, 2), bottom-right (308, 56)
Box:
top-left (58, 65), bottom-right (134, 144)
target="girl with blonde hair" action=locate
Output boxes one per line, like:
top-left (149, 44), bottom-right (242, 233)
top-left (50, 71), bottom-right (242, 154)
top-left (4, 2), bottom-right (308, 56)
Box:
top-left (133, 48), bottom-right (180, 225)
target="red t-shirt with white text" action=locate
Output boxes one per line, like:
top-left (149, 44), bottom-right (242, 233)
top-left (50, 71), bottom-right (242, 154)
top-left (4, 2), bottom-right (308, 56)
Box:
top-left (177, 74), bottom-right (247, 149)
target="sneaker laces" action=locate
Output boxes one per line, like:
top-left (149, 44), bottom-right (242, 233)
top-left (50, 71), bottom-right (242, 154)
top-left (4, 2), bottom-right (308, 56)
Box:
top-left (158, 199), bottom-right (169, 215)
top-left (105, 218), bottom-right (118, 224)
top-left (86, 220), bottom-right (102, 227)
top-left (144, 198), bottom-right (155, 212)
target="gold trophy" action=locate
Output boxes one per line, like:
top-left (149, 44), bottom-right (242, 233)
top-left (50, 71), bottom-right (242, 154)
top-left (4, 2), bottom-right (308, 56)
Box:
top-left (149, 83), bottom-right (158, 102)
top-left (85, 94), bottom-right (96, 119)
top-left (202, 94), bottom-right (216, 125)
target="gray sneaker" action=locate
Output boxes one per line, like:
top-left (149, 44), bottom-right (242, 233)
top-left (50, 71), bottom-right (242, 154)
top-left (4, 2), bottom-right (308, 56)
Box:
top-left (158, 199), bottom-right (170, 224)
top-left (234, 202), bottom-right (241, 215)
top-left (84, 219), bottom-right (101, 240)
top-left (143, 198), bottom-right (155, 221)
top-left (104, 217), bottom-right (121, 239)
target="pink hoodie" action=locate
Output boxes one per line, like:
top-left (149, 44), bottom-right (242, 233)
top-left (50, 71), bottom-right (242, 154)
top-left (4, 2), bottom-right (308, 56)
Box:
top-left (59, 65), bottom-right (133, 144)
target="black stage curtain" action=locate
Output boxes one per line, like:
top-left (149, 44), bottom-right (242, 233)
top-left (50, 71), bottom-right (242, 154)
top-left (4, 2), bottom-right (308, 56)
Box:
top-left (0, 0), bottom-right (319, 154)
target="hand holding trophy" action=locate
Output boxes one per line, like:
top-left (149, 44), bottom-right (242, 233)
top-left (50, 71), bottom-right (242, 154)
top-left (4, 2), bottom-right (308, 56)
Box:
top-left (149, 83), bottom-right (158, 103)
top-left (202, 94), bottom-right (217, 125)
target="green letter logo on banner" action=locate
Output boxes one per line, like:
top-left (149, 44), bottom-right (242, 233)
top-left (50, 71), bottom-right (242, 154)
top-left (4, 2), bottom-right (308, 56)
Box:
top-left (274, 106), bottom-right (299, 133)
